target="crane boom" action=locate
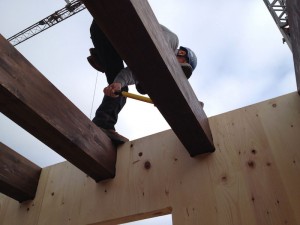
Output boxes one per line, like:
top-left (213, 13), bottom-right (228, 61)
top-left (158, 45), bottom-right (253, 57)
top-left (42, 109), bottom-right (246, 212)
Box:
top-left (7, 0), bottom-right (86, 46)
top-left (262, 0), bottom-right (291, 50)
top-left (7, 0), bottom-right (292, 49)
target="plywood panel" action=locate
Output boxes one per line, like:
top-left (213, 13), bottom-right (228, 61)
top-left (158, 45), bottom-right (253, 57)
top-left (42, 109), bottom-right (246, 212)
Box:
top-left (209, 95), bottom-right (299, 225)
top-left (0, 194), bottom-right (9, 224)
top-left (36, 162), bottom-right (87, 225)
top-left (0, 166), bottom-right (51, 225)
top-left (202, 127), bottom-right (257, 225)
top-left (0, 92), bottom-right (299, 225)
top-left (258, 93), bottom-right (300, 222)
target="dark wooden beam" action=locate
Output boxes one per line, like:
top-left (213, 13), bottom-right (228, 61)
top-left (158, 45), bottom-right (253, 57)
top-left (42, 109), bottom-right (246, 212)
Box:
top-left (0, 142), bottom-right (41, 202)
top-left (81, 0), bottom-right (215, 156)
top-left (0, 35), bottom-right (116, 181)
top-left (287, 0), bottom-right (300, 94)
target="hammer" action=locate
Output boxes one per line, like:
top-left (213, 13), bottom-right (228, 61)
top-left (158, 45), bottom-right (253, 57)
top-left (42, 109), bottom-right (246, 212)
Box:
top-left (115, 91), bottom-right (153, 104)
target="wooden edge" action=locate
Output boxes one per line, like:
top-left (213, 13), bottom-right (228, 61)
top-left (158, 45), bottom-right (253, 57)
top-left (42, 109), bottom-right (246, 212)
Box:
top-left (0, 142), bottom-right (41, 202)
top-left (0, 35), bottom-right (117, 181)
top-left (87, 207), bottom-right (172, 225)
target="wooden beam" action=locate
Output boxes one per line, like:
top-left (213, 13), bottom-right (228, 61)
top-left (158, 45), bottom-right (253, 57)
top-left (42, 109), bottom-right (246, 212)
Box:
top-left (0, 142), bottom-right (41, 202)
top-left (287, 0), bottom-right (300, 94)
top-left (0, 35), bottom-right (117, 181)
top-left (81, 0), bottom-right (215, 156)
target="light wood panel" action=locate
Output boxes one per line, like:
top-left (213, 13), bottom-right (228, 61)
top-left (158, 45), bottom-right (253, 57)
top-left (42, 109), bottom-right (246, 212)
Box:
top-left (209, 95), bottom-right (299, 224)
top-left (0, 92), bottom-right (299, 225)
top-left (258, 94), bottom-right (300, 220)
top-left (0, 166), bottom-right (51, 225)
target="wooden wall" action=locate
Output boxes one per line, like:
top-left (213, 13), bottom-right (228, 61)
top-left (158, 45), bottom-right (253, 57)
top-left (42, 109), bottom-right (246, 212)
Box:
top-left (0, 92), bottom-right (299, 225)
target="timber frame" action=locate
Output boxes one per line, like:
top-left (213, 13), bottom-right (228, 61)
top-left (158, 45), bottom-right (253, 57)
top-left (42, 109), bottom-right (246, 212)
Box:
top-left (0, 34), bottom-right (117, 182)
top-left (0, 0), bottom-right (300, 221)
top-left (0, 0), bottom-right (215, 202)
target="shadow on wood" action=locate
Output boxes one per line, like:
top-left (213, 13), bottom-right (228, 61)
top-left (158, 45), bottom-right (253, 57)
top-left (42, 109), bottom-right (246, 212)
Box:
top-left (0, 142), bottom-right (41, 202)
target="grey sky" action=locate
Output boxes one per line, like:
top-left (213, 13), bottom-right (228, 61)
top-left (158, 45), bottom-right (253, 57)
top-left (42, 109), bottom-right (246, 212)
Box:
top-left (0, 0), bottom-right (296, 224)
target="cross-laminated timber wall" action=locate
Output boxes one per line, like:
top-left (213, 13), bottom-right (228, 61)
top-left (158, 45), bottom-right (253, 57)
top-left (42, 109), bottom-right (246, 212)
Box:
top-left (0, 92), bottom-right (299, 225)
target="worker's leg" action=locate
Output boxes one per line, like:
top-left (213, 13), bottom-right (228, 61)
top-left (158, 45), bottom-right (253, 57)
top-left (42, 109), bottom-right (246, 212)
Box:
top-left (90, 20), bottom-right (128, 130)
top-left (90, 20), bottom-right (124, 83)
top-left (92, 95), bottom-right (126, 130)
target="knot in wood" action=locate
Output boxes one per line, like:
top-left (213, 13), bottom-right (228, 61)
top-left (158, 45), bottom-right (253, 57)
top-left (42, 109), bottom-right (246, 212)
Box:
top-left (144, 161), bottom-right (151, 170)
top-left (247, 160), bottom-right (255, 168)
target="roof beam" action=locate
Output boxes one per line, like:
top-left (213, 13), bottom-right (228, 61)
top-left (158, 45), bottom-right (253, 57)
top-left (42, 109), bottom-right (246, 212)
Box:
top-left (0, 142), bottom-right (41, 202)
top-left (287, 0), bottom-right (300, 94)
top-left (81, 0), bottom-right (215, 156)
top-left (0, 35), bottom-right (117, 181)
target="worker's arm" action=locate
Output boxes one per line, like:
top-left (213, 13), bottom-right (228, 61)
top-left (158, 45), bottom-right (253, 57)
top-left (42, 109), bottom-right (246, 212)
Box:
top-left (113, 67), bottom-right (136, 87)
top-left (108, 24), bottom-right (177, 89)
top-left (160, 24), bottom-right (179, 52)
top-left (103, 66), bottom-right (137, 97)
top-left (104, 25), bottom-right (178, 97)
top-left (103, 82), bottom-right (122, 97)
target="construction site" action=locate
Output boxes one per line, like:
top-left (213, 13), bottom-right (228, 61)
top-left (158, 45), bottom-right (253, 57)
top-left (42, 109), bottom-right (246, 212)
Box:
top-left (0, 0), bottom-right (300, 224)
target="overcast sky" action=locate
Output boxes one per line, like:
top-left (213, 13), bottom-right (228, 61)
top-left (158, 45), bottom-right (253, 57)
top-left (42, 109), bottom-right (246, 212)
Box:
top-left (0, 0), bottom-right (296, 224)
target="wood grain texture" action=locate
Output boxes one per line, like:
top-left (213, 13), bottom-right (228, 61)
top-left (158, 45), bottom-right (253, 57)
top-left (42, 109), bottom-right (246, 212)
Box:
top-left (0, 143), bottom-right (41, 202)
top-left (80, 0), bottom-right (215, 156)
top-left (0, 166), bottom-right (50, 225)
top-left (0, 35), bottom-right (117, 181)
top-left (210, 96), bottom-right (299, 225)
top-left (0, 92), bottom-right (299, 225)
top-left (287, 0), bottom-right (300, 93)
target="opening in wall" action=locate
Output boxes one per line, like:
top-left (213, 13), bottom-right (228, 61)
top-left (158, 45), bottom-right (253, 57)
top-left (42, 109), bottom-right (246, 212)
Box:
top-left (88, 207), bottom-right (172, 225)
top-left (121, 214), bottom-right (172, 225)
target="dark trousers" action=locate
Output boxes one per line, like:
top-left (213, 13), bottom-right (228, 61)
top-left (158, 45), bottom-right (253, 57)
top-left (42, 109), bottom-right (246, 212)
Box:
top-left (90, 20), bottom-right (128, 130)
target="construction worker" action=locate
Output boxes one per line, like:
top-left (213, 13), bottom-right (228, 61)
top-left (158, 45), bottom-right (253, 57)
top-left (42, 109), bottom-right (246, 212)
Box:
top-left (88, 20), bottom-right (197, 143)
top-left (103, 46), bottom-right (197, 97)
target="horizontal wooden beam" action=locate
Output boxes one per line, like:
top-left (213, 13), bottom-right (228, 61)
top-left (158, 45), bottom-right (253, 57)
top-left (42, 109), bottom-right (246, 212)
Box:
top-left (0, 142), bottom-right (41, 202)
top-left (0, 35), bottom-right (117, 181)
top-left (81, 0), bottom-right (215, 156)
top-left (287, 0), bottom-right (300, 94)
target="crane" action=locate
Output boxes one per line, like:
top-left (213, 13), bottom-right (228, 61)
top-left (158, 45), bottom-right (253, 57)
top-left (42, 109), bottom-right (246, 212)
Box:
top-left (7, 0), bottom-right (86, 46)
top-left (262, 0), bottom-right (291, 50)
top-left (7, 0), bottom-right (291, 50)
